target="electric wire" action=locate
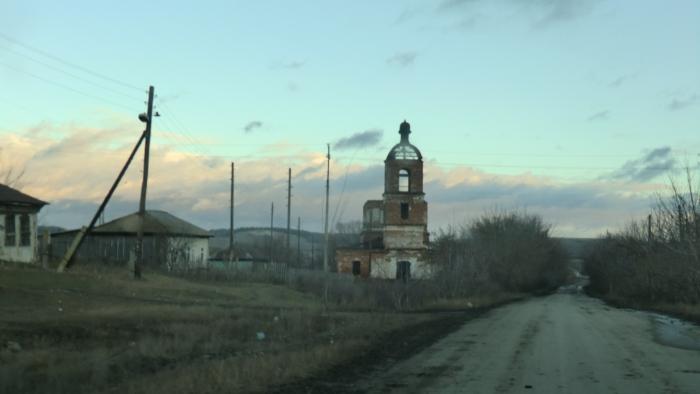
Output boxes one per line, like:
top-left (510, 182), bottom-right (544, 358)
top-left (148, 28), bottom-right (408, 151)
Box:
top-left (0, 61), bottom-right (139, 112)
top-left (0, 32), bottom-right (144, 92)
top-left (0, 44), bottom-right (143, 102)
top-left (163, 119), bottom-right (210, 158)
top-left (156, 100), bottom-right (211, 157)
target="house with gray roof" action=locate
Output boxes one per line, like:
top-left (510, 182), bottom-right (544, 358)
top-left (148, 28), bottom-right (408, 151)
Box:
top-left (52, 210), bottom-right (211, 270)
top-left (0, 184), bottom-right (48, 263)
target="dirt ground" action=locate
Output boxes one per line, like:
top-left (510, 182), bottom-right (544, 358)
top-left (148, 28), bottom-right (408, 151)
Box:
top-left (298, 290), bottom-right (700, 393)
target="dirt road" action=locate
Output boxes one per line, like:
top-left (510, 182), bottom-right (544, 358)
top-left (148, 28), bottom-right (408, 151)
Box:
top-left (355, 292), bottom-right (700, 393)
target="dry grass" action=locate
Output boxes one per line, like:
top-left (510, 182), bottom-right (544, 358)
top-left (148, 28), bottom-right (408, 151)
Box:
top-left (417, 292), bottom-right (528, 311)
top-left (599, 293), bottom-right (700, 325)
top-left (0, 262), bottom-right (428, 394)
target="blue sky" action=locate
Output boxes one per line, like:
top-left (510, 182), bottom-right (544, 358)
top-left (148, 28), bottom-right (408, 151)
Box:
top-left (1, 0), bottom-right (699, 236)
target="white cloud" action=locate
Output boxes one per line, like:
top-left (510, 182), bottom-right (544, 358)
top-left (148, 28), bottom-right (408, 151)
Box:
top-left (2, 121), bottom-right (668, 237)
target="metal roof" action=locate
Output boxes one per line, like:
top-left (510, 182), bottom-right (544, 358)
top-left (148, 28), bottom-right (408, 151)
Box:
top-left (386, 120), bottom-right (423, 161)
top-left (387, 143), bottom-right (422, 161)
top-left (0, 183), bottom-right (48, 207)
top-left (93, 210), bottom-right (210, 237)
top-left (51, 210), bottom-right (210, 238)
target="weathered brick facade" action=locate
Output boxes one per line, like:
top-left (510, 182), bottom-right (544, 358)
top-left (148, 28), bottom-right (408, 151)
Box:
top-left (337, 120), bottom-right (432, 280)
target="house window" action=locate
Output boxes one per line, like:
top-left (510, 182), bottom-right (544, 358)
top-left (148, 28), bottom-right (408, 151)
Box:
top-left (397, 261), bottom-right (411, 283)
top-left (398, 169), bottom-right (409, 192)
top-left (20, 214), bottom-right (31, 246)
top-left (4, 214), bottom-right (16, 247)
top-left (400, 202), bottom-right (409, 220)
top-left (352, 260), bottom-right (361, 276)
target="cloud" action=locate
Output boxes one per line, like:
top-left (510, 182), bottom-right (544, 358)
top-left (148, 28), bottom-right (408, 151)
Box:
top-left (6, 123), bottom-right (332, 231)
top-left (434, 0), bottom-right (598, 29)
top-left (532, 0), bottom-right (598, 28)
top-left (608, 75), bottom-right (627, 88)
top-left (157, 91), bottom-right (187, 104)
top-left (396, 8), bottom-right (422, 24)
top-left (421, 163), bottom-right (656, 236)
top-left (243, 121), bottom-right (263, 133)
top-left (437, 0), bottom-right (476, 11)
top-left (386, 52), bottom-right (418, 67)
top-left (281, 60), bottom-right (304, 70)
top-left (668, 94), bottom-right (699, 111)
top-left (605, 147), bottom-right (676, 182)
top-left (4, 121), bottom-right (671, 237)
top-left (287, 82), bottom-right (300, 92)
top-left (272, 60), bottom-right (305, 70)
top-left (334, 129), bottom-right (383, 151)
top-left (586, 110), bottom-right (610, 122)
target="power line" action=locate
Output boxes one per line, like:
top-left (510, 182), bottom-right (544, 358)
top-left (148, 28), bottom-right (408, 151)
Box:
top-left (331, 155), bottom-right (693, 172)
top-left (155, 116), bottom-right (203, 154)
top-left (0, 44), bottom-right (143, 102)
top-left (156, 115), bottom-right (210, 158)
top-left (156, 100), bottom-right (211, 156)
top-left (0, 61), bottom-right (139, 112)
top-left (0, 31), bottom-right (144, 92)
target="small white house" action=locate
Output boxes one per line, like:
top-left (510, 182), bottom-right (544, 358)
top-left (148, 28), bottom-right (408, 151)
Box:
top-left (0, 184), bottom-right (48, 263)
top-left (52, 210), bottom-right (211, 269)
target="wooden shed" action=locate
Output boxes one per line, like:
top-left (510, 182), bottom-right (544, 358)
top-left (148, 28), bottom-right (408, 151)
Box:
top-left (51, 210), bottom-right (211, 270)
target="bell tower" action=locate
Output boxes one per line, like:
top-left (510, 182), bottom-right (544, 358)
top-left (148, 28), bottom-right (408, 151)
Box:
top-left (382, 120), bottom-right (428, 249)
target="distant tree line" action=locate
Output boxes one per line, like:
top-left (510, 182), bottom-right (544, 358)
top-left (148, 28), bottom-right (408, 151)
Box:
top-left (429, 211), bottom-right (569, 297)
top-left (584, 170), bottom-right (700, 303)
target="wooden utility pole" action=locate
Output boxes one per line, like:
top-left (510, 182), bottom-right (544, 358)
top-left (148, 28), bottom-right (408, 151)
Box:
top-left (135, 85), bottom-right (154, 279)
top-left (310, 237), bottom-right (315, 269)
top-left (230, 162), bottom-right (235, 261)
top-left (297, 216), bottom-right (301, 268)
top-left (678, 204), bottom-right (685, 242)
top-left (57, 130), bottom-right (147, 272)
top-left (323, 143), bottom-right (330, 272)
top-left (647, 214), bottom-right (653, 243)
top-left (270, 202), bottom-right (274, 263)
top-left (286, 168), bottom-right (292, 264)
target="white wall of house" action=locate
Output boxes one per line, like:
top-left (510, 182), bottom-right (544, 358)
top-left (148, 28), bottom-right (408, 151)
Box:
top-left (0, 212), bottom-right (39, 263)
top-left (166, 236), bottom-right (209, 268)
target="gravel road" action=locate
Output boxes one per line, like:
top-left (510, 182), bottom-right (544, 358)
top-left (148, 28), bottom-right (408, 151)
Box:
top-left (356, 291), bottom-right (700, 393)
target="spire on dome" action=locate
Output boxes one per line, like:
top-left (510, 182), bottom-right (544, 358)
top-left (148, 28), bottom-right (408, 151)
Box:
top-left (399, 120), bottom-right (411, 142)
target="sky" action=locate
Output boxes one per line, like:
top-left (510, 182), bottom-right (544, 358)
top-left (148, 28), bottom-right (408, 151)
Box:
top-left (1, 0), bottom-right (699, 237)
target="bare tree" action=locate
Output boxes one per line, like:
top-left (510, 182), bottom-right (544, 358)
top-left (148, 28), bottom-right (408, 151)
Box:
top-left (335, 220), bottom-right (362, 235)
top-left (0, 165), bottom-right (25, 188)
top-left (585, 167), bottom-right (700, 303)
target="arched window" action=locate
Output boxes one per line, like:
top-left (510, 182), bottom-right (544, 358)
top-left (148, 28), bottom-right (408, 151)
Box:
top-left (398, 169), bottom-right (409, 192)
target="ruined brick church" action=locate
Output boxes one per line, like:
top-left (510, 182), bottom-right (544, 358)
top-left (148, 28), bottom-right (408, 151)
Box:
top-left (336, 120), bottom-right (431, 280)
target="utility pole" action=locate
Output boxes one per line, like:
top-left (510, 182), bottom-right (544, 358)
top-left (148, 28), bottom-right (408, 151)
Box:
top-left (297, 216), bottom-right (302, 267)
top-left (310, 237), bottom-right (315, 269)
top-left (647, 214), bottom-right (652, 243)
top-left (286, 168), bottom-right (292, 265)
top-left (230, 162), bottom-right (235, 262)
top-left (270, 202), bottom-right (274, 264)
top-left (56, 130), bottom-right (147, 272)
top-left (135, 85), bottom-right (154, 279)
top-left (678, 203), bottom-right (685, 242)
top-left (323, 143), bottom-right (330, 272)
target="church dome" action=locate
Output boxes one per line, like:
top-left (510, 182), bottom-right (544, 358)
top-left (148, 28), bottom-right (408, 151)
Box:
top-left (386, 120), bottom-right (422, 161)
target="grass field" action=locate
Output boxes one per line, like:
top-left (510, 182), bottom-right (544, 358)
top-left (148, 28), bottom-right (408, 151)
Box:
top-left (0, 262), bottom-right (526, 393)
top-left (0, 263), bottom-right (442, 393)
top-left (595, 293), bottom-right (700, 326)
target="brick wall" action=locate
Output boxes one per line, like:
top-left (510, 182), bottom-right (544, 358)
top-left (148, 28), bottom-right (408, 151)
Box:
top-left (336, 249), bottom-right (388, 278)
top-left (383, 197), bottom-right (427, 226)
top-left (384, 159), bottom-right (424, 194)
